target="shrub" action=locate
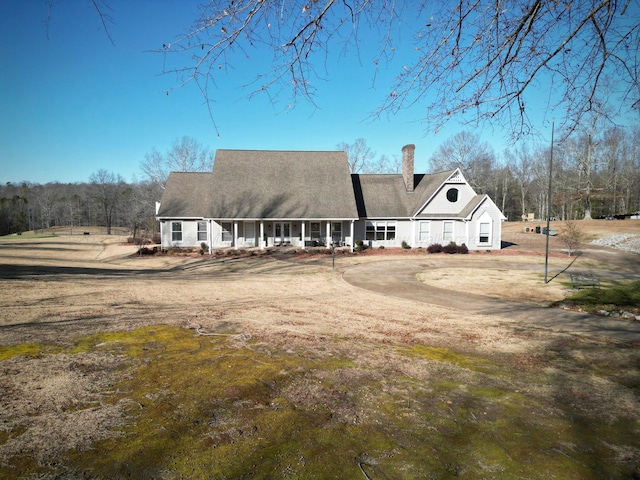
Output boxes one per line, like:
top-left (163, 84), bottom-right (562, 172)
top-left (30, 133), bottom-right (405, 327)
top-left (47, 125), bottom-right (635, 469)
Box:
top-left (442, 242), bottom-right (459, 254)
top-left (401, 241), bottom-right (411, 249)
top-left (560, 220), bottom-right (584, 256)
top-left (427, 243), bottom-right (443, 253)
top-left (200, 242), bottom-right (208, 252)
top-left (457, 243), bottom-right (469, 254)
top-left (378, 245), bottom-right (385, 250)
top-left (355, 239), bottom-right (365, 253)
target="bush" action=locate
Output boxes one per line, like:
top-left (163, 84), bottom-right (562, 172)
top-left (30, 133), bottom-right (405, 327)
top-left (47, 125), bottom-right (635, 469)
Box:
top-left (378, 245), bottom-right (385, 250)
top-left (457, 243), bottom-right (469, 254)
top-left (442, 242), bottom-right (459, 254)
top-left (427, 243), bottom-right (443, 253)
top-left (401, 241), bottom-right (411, 249)
top-left (355, 239), bottom-right (365, 252)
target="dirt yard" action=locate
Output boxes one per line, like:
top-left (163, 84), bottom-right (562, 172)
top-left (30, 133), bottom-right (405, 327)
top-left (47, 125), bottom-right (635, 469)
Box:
top-left (1, 220), bottom-right (639, 479)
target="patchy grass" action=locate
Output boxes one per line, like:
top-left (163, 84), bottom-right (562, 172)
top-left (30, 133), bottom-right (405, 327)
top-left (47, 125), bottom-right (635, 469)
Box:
top-left (0, 233), bottom-right (57, 240)
top-left (0, 343), bottom-right (62, 361)
top-left (557, 280), bottom-right (640, 315)
top-left (1, 326), bottom-right (639, 479)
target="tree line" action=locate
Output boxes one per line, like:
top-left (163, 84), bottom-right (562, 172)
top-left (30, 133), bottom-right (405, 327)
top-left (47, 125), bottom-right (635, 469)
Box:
top-left (427, 125), bottom-right (640, 222)
top-left (2, 127), bottom-right (639, 237)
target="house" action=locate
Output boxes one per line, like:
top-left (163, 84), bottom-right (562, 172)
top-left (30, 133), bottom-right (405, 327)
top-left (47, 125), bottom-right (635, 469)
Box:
top-left (156, 145), bottom-right (506, 252)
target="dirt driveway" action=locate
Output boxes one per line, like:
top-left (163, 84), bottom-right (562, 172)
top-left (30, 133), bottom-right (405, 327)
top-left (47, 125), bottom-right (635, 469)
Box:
top-left (343, 257), bottom-right (640, 341)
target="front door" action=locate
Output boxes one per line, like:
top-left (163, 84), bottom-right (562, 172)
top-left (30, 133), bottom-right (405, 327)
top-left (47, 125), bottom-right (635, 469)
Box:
top-left (274, 222), bottom-right (291, 245)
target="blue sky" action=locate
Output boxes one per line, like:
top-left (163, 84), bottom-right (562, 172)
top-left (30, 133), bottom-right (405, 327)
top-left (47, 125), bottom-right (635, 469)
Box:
top-left (0, 1), bottom-right (572, 184)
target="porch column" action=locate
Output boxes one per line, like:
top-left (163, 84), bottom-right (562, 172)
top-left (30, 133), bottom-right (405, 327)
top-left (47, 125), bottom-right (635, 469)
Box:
top-left (350, 220), bottom-right (354, 252)
top-left (412, 219), bottom-right (416, 248)
top-left (260, 221), bottom-right (265, 250)
top-left (301, 221), bottom-right (306, 250)
top-left (233, 221), bottom-right (238, 250)
top-left (465, 221), bottom-right (470, 247)
top-left (326, 221), bottom-right (331, 247)
top-left (208, 219), bottom-right (213, 254)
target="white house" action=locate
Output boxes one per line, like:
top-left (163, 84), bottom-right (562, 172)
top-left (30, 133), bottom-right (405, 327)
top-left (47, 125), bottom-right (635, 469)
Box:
top-left (156, 145), bottom-right (506, 252)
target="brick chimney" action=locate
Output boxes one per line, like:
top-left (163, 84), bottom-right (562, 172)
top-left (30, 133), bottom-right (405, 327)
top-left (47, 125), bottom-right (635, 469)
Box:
top-left (402, 144), bottom-right (415, 192)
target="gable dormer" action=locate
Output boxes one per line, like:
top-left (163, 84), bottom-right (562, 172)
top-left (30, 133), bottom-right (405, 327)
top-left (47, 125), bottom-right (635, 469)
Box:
top-left (414, 168), bottom-right (478, 217)
top-left (446, 168), bottom-right (466, 184)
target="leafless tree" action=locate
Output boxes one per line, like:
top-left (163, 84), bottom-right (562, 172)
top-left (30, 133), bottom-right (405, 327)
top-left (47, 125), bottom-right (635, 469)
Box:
top-left (429, 131), bottom-right (496, 193)
top-left (141, 136), bottom-right (214, 188)
top-left (90, 169), bottom-right (124, 234)
top-left (148, 0), bottom-right (639, 140)
top-left (46, 1), bottom-right (639, 140)
top-left (337, 138), bottom-right (376, 174)
top-left (560, 220), bottom-right (584, 256)
top-left (505, 145), bottom-right (536, 220)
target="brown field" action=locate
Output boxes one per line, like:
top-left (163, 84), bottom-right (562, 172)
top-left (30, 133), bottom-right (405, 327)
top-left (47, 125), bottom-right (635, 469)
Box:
top-left (1, 219), bottom-right (639, 479)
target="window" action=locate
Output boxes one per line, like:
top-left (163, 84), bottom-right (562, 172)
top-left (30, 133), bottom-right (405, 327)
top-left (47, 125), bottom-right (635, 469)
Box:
top-left (197, 221), bottom-right (207, 242)
top-left (386, 223), bottom-right (396, 240)
top-left (446, 188), bottom-right (459, 202)
top-left (365, 223), bottom-right (375, 240)
top-left (221, 222), bottom-right (232, 242)
top-left (366, 221), bottom-right (396, 241)
top-left (479, 222), bottom-right (490, 244)
top-left (443, 221), bottom-right (453, 242)
top-left (171, 222), bottom-right (182, 242)
top-left (310, 222), bottom-right (321, 241)
top-left (419, 221), bottom-right (430, 242)
top-left (331, 222), bottom-right (342, 243)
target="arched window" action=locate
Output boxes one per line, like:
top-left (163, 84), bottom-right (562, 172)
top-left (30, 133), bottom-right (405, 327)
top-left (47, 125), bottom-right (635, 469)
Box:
top-left (446, 188), bottom-right (458, 202)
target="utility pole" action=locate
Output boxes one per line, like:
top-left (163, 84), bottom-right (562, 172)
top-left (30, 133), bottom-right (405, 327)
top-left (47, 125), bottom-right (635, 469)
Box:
top-left (545, 121), bottom-right (555, 284)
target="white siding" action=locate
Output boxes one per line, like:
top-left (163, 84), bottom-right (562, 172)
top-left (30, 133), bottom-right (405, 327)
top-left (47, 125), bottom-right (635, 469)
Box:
top-left (466, 205), bottom-right (503, 250)
top-left (418, 182), bottom-right (477, 215)
top-left (160, 220), bottom-right (201, 248)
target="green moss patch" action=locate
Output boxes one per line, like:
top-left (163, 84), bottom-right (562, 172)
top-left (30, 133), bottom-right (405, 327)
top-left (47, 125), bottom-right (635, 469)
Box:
top-left (0, 343), bottom-right (62, 361)
top-left (398, 344), bottom-right (503, 375)
top-left (557, 280), bottom-right (640, 314)
top-left (1, 326), bottom-right (639, 479)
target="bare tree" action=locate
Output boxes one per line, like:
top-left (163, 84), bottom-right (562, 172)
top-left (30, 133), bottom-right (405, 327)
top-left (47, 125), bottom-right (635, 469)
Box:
top-left (90, 169), bottom-right (124, 235)
top-left (560, 220), bottom-right (584, 256)
top-left (336, 138), bottom-right (376, 174)
top-left (505, 145), bottom-right (535, 220)
top-left (147, 0), bottom-right (639, 140)
top-left (46, 2), bottom-right (639, 140)
top-left (141, 136), bottom-right (213, 188)
top-left (429, 131), bottom-right (496, 193)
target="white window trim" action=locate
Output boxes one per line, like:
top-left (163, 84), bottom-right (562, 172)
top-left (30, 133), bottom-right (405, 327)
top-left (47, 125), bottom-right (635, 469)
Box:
top-left (197, 221), bottom-right (207, 242)
top-left (365, 221), bottom-right (396, 241)
top-left (171, 221), bottom-right (182, 242)
top-left (419, 221), bottom-right (431, 243)
top-left (442, 221), bottom-right (453, 243)
top-left (478, 220), bottom-right (492, 246)
top-left (221, 221), bottom-right (233, 243)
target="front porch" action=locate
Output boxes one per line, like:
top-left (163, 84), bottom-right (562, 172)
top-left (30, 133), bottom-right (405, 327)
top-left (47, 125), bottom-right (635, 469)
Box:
top-left (215, 219), bottom-right (355, 252)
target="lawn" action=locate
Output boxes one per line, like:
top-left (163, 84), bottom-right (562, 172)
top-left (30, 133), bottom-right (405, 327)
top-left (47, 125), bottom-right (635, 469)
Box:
top-left (0, 226), bottom-right (639, 479)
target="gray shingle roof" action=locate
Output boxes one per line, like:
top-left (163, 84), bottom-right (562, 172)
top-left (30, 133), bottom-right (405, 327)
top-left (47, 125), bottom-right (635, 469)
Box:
top-left (156, 172), bottom-right (213, 218)
top-left (353, 169), bottom-right (456, 218)
top-left (158, 150), bottom-right (359, 220)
